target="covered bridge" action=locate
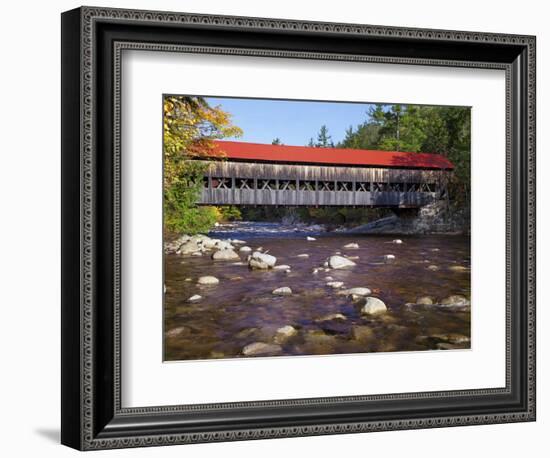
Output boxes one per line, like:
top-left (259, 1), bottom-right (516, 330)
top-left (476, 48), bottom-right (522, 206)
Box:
top-left (196, 141), bottom-right (454, 208)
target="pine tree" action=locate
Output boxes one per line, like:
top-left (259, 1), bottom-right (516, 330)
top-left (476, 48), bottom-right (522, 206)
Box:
top-left (315, 125), bottom-right (334, 147)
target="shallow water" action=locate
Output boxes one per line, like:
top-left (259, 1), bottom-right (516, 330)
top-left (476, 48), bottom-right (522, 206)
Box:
top-left (164, 222), bottom-right (471, 361)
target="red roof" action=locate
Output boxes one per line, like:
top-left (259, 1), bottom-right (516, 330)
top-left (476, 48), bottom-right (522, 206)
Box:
top-left (209, 141), bottom-right (454, 170)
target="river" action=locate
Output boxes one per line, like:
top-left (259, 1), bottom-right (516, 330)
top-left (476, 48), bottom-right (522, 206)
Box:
top-left (164, 222), bottom-right (471, 361)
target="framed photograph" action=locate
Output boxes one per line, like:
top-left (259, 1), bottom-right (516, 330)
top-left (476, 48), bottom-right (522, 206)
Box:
top-left (61, 6), bottom-right (536, 450)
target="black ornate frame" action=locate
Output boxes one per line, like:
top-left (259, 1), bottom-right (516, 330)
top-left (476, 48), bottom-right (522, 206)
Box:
top-left (61, 6), bottom-right (536, 450)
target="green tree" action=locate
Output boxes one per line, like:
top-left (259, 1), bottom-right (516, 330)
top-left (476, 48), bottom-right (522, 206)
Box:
top-left (338, 103), bottom-right (471, 211)
top-left (163, 96), bottom-right (242, 234)
top-left (314, 125), bottom-right (334, 147)
top-left (271, 138), bottom-right (283, 145)
top-left (338, 122), bottom-right (381, 150)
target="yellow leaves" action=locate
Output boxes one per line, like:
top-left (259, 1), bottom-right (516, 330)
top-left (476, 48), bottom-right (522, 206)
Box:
top-left (163, 95), bottom-right (243, 201)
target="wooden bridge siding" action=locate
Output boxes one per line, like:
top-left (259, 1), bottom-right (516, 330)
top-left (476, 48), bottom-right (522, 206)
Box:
top-left (198, 160), bottom-right (447, 207)
top-left (199, 161), bottom-right (442, 184)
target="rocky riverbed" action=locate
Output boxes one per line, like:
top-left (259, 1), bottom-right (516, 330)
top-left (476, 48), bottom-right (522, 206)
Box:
top-left (164, 222), bottom-right (471, 361)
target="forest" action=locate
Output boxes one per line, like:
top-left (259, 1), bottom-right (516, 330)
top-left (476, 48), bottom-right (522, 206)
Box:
top-left (163, 96), bottom-right (470, 234)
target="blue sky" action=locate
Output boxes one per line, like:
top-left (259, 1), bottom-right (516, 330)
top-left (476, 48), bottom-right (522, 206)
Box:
top-left (205, 97), bottom-right (376, 146)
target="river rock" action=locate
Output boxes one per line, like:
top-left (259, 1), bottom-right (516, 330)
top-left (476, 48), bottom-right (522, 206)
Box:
top-left (440, 295), bottom-right (470, 307)
top-left (343, 243), bottom-right (359, 249)
top-left (239, 246), bottom-right (252, 252)
top-left (326, 281), bottom-right (344, 289)
top-left (230, 239), bottom-right (246, 245)
top-left (242, 342), bottom-right (282, 356)
top-left (327, 255), bottom-right (356, 269)
top-left (273, 264), bottom-right (291, 271)
top-left (312, 268), bottom-right (320, 274)
top-left (449, 265), bottom-right (469, 272)
top-left (197, 276), bottom-right (219, 285)
top-left (191, 251), bottom-right (203, 257)
top-left (187, 294), bottom-right (203, 303)
top-left (165, 327), bottom-right (188, 338)
top-left (177, 240), bottom-right (203, 255)
top-left (351, 325), bottom-right (375, 340)
top-left (212, 249), bottom-right (240, 260)
top-left (201, 238), bottom-right (220, 249)
top-left (447, 334), bottom-right (470, 344)
top-left (325, 276), bottom-right (334, 281)
top-left (436, 343), bottom-right (456, 350)
top-left (315, 313), bottom-right (347, 322)
top-left (297, 253), bottom-right (310, 258)
top-left (360, 297), bottom-right (387, 315)
top-left (248, 251), bottom-right (277, 269)
top-left (303, 330), bottom-right (336, 344)
top-left (217, 241), bottom-right (236, 251)
top-left (337, 287), bottom-right (372, 297)
top-left (384, 254), bottom-right (396, 260)
top-left (427, 265), bottom-right (439, 271)
top-left (302, 330), bottom-right (340, 351)
top-left (274, 325), bottom-right (298, 344)
top-left (416, 296), bottom-right (434, 305)
top-left (272, 286), bottom-right (292, 296)
top-left (431, 333), bottom-right (471, 345)
top-left (164, 235), bottom-right (190, 253)
top-left (306, 236), bottom-right (316, 241)
top-left (392, 239), bottom-right (403, 244)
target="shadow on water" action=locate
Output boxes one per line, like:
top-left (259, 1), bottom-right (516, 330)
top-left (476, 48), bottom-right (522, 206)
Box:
top-left (164, 222), bottom-right (471, 361)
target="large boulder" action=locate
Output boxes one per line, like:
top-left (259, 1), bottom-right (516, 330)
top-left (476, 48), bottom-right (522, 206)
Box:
top-left (360, 297), bottom-right (388, 315)
top-left (164, 235), bottom-right (191, 253)
top-left (177, 240), bottom-right (203, 255)
top-left (201, 238), bottom-right (220, 249)
top-left (248, 251), bottom-right (277, 269)
top-left (211, 249), bottom-right (240, 260)
top-left (214, 240), bottom-right (234, 251)
top-left (327, 255), bottom-right (356, 269)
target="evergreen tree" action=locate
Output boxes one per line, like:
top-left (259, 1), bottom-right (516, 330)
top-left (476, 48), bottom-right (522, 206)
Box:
top-left (314, 125), bottom-right (334, 147)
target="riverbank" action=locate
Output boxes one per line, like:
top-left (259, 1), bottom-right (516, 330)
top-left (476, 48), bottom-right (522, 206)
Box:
top-left (164, 224), bottom-right (471, 361)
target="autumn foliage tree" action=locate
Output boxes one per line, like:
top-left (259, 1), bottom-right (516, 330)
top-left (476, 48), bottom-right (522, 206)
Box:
top-left (163, 96), bottom-right (242, 234)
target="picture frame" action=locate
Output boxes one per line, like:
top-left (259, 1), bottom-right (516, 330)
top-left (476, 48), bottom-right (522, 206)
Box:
top-left (61, 6), bottom-right (536, 450)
